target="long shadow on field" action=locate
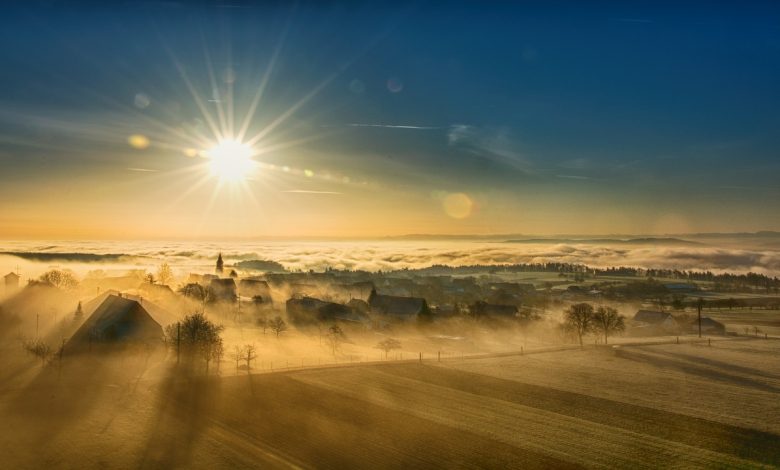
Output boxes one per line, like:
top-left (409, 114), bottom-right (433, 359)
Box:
top-left (376, 363), bottom-right (780, 467)
top-left (210, 373), bottom-right (583, 470)
top-left (615, 348), bottom-right (780, 394)
top-left (643, 347), bottom-right (780, 381)
top-left (139, 363), bottom-right (220, 469)
top-left (0, 349), bottom-right (160, 467)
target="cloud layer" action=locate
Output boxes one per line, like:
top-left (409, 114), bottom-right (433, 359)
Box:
top-left (1, 238), bottom-right (779, 277)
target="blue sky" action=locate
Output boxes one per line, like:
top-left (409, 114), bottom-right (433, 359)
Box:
top-left (1, 1), bottom-right (779, 238)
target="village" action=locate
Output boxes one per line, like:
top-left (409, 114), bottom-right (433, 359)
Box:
top-left (4, 252), bottom-right (777, 368)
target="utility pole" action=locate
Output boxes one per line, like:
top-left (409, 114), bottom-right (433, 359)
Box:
top-left (176, 322), bottom-right (181, 364)
top-left (697, 297), bottom-right (704, 338)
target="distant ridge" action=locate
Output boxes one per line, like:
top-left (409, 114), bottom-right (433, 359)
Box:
top-left (0, 252), bottom-right (129, 262)
top-left (387, 231), bottom-right (778, 241)
top-left (504, 237), bottom-right (703, 246)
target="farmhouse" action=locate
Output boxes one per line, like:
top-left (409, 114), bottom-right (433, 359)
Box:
top-left (286, 296), bottom-right (368, 325)
top-left (239, 279), bottom-right (271, 300)
top-left (68, 295), bottom-right (163, 350)
top-left (470, 301), bottom-right (519, 319)
top-left (4, 272), bottom-right (20, 292)
top-left (209, 278), bottom-right (237, 302)
top-left (368, 290), bottom-right (430, 321)
top-left (690, 317), bottom-right (726, 335)
top-left (632, 310), bottom-right (680, 335)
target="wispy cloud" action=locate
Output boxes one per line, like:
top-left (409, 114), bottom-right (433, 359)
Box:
top-left (282, 189), bottom-right (343, 195)
top-left (126, 167), bottom-right (158, 172)
top-left (340, 123), bottom-right (444, 130)
top-left (555, 174), bottom-right (592, 180)
top-left (447, 124), bottom-right (531, 172)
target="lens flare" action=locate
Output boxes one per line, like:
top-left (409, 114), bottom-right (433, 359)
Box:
top-left (442, 192), bottom-right (473, 219)
top-left (127, 134), bottom-right (150, 149)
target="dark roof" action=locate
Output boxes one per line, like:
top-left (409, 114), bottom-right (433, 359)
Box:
top-left (369, 292), bottom-right (428, 317)
top-left (239, 279), bottom-right (271, 296)
top-left (633, 310), bottom-right (676, 324)
top-left (286, 296), bottom-right (368, 324)
top-left (69, 295), bottom-right (163, 346)
top-left (4, 272), bottom-right (19, 280)
top-left (692, 317), bottom-right (725, 328)
top-left (473, 302), bottom-right (518, 317)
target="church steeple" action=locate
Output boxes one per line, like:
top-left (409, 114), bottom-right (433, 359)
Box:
top-left (216, 253), bottom-right (224, 274)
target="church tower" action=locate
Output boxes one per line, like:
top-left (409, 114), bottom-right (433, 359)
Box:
top-left (216, 253), bottom-right (224, 275)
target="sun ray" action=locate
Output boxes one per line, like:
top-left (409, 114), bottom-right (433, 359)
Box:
top-left (236, 16), bottom-right (291, 142)
top-left (165, 45), bottom-right (224, 143)
top-left (201, 31), bottom-right (230, 140)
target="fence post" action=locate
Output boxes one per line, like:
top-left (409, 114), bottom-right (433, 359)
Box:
top-left (419, 352), bottom-right (422, 363)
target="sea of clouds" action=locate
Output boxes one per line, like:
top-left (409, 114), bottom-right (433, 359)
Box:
top-left (1, 237), bottom-right (780, 278)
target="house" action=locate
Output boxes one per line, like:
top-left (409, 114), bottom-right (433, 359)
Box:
top-left (239, 279), bottom-right (271, 301)
top-left (431, 304), bottom-right (460, 318)
top-left (690, 317), bottom-right (726, 335)
top-left (632, 310), bottom-right (680, 335)
top-left (470, 301), bottom-right (518, 319)
top-left (4, 272), bottom-right (20, 292)
top-left (209, 278), bottom-right (237, 302)
top-left (286, 296), bottom-right (368, 325)
top-left (347, 298), bottom-right (370, 314)
top-left (79, 290), bottom-right (180, 328)
top-left (336, 281), bottom-right (376, 301)
top-left (67, 295), bottom-right (163, 350)
top-left (368, 290), bottom-right (430, 321)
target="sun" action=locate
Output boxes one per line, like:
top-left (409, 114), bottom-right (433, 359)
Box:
top-left (207, 139), bottom-right (254, 181)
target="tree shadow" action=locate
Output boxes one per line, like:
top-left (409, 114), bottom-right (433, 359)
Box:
top-left (138, 362), bottom-right (221, 469)
top-left (0, 349), bottom-right (156, 467)
top-left (647, 348), bottom-right (780, 381)
top-left (615, 348), bottom-right (780, 394)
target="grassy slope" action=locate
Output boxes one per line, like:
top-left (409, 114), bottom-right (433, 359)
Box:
top-left (1, 339), bottom-right (779, 469)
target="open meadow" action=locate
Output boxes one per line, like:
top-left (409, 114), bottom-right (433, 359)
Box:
top-left (1, 336), bottom-right (778, 469)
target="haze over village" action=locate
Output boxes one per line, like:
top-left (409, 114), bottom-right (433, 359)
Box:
top-left (2, 1), bottom-right (780, 469)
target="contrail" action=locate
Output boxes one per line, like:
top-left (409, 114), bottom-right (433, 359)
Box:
top-left (340, 123), bottom-right (445, 130)
top-left (127, 167), bottom-right (158, 172)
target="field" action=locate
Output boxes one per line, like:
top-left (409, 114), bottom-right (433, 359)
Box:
top-left (1, 336), bottom-right (779, 469)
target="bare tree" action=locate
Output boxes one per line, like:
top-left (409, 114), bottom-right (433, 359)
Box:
top-left (241, 344), bottom-right (258, 370)
top-left (375, 338), bottom-right (402, 359)
top-left (592, 306), bottom-right (625, 344)
top-left (231, 345), bottom-right (245, 371)
top-left (203, 336), bottom-right (224, 373)
top-left (564, 302), bottom-right (594, 347)
top-left (256, 314), bottom-right (268, 334)
top-left (39, 269), bottom-right (79, 290)
top-left (269, 316), bottom-right (287, 338)
top-left (326, 325), bottom-right (344, 356)
top-left (156, 262), bottom-right (174, 286)
top-left (23, 338), bottom-right (52, 366)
